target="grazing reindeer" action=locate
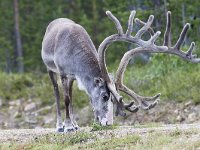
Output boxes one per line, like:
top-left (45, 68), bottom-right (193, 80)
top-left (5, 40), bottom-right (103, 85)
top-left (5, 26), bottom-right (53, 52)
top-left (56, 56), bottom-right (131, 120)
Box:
top-left (41, 18), bottom-right (113, 132)
top-left (42, 10), bottom-right (199, 132)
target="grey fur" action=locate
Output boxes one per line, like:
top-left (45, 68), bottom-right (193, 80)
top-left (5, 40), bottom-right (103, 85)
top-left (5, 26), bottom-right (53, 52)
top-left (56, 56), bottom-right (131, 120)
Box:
top-left (41, 18), bottom-right (113, 132)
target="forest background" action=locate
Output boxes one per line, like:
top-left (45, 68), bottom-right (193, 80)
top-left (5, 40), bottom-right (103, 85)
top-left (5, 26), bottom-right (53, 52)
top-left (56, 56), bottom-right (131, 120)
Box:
top-left (0, 0), bottom-right (200, 117)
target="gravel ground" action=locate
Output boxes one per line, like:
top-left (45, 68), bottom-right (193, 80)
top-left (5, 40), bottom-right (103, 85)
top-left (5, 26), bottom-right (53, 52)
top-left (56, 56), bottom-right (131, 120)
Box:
top-left (1, 123), bottom-right (200, 143)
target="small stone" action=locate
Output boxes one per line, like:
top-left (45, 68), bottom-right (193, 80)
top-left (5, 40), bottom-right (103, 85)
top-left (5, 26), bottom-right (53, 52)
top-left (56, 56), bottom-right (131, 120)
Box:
top-left (9, 106), bottom-right (14, 110)
top-left (176, 115), bottom-right (184, 122)
top-left (13, 111), bottom-right (21, 118)
top-left (184, 108), bottom-right (189, 113)
top-left (43, 116), bottom-right (54, 124)
top-left (188, 112), bottom-right (197, 122)
top-left (184, 100), bottom-right (193, 107)
top-left (24, 102), bottom-right (36, 112)
top-left (9, 100), bottom-right (21, 106)
top-left (25, 117), bottom-right (37, 124)
top-left (174, 109), bottom-right (179, 114)
top-left (35, 126), bottom-right (43, 129)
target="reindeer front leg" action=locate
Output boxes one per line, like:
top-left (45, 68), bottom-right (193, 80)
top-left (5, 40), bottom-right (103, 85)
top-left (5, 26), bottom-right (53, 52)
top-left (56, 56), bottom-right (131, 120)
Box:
top-left (61, 75), bottom-right (78, 132)
top-left (48, 70), bottom-right (64, 132)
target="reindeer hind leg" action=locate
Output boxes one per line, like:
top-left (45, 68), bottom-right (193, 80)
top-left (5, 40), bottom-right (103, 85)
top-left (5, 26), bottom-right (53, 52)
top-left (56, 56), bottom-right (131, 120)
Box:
top-left (48, 70), bottom-right (64, 132)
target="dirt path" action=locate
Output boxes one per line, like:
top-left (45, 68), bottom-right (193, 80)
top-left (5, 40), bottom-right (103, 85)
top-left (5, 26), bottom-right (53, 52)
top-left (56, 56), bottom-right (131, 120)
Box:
top-left (1, 123), bottom-right (200, 143)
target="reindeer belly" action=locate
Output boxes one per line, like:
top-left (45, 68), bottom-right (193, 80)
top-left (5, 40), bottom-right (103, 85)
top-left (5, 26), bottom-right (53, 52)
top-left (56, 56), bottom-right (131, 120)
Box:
top-left (41, 50), bottom-right (58, 73)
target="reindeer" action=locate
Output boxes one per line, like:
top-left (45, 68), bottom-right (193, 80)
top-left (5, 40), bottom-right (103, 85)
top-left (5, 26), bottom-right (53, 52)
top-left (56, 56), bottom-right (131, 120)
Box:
top-left (42, 10), bottom-right (200, 132)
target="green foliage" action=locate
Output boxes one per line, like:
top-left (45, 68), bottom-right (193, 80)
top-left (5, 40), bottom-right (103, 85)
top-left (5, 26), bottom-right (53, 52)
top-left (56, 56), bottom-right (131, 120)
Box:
top-left (78, 134), bottom-right (141, 150)
top-left (0, 0), bottom-right (199, 106)
top-left (1, 126), bottom-right (200, 150)
top-left (121, 47), bottom-right (200, 103)
top-left (91, 122), bottom-right (117, 131)
top-left (36, 131), bottom-right (95, 145)
top-left (1, 131), bottom-right (96, 150)
top-left (0, 0), bottom-right (199, 72)
top-left (0, 72), bottom-right (88, 108)
top-left (170, 127), bottom-right (182, 136)
top-left (134, 122), bottom-right (163, 128)
top-left (0, 46), bottom-right (200, 108)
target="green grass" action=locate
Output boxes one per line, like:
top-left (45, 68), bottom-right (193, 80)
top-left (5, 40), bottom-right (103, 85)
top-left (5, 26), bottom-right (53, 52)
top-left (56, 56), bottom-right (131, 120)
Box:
top-left (0, 72), bottom-right (88, 109)
top-left (37, 131), bottom-right (96, 145)
top-left (1, 128), bottom-right (200, 150)
top-left (122, 53), bottom-right (200, 104)
top-left (91, 122), bottom-right (117, 131)
top-left (70, 134), bottom-right (141, 150)
top-left (0, 131), bottom-right (96, 150)
top-left (134, 122), bottom-right (163, 128)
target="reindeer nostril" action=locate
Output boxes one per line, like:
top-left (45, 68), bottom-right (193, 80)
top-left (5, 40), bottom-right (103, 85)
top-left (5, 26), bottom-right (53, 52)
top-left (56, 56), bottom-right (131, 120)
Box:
top-left (96, 116), bottom-right (100, 122)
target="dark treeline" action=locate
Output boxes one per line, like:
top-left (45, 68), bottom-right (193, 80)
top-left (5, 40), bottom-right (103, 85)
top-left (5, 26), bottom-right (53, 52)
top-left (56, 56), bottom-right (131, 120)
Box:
top-left (0, 0), bottom-right (199, 73)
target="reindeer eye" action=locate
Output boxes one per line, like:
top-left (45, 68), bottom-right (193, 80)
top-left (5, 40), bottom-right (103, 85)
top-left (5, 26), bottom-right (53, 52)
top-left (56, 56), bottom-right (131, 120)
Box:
top-left (103, 95), bottom-right (109, 101)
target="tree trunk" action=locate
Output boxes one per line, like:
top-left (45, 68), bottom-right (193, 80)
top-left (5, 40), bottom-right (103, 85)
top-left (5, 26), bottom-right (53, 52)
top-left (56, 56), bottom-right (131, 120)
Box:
top-left (92, 0), bottom-right (98, 45)
top-left (5, 49), bottom-right (11, 73)
top-left (181, 3), bottom-right (188, 44)
top-left (13, 0), bottom-right (24, 73)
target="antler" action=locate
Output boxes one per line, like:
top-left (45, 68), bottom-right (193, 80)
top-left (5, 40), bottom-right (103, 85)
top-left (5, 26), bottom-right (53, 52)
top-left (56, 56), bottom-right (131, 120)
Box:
top-left (98, 10), bottom-right (200, 117)
top-left (98, 11), bottom-right (164, 115)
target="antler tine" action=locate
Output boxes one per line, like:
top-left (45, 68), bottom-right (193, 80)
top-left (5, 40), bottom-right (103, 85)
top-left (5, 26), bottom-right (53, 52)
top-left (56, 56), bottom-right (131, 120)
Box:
top-left (106, 11), bottom-right (123, 36)
top-left (118, 81), bottom-right (161, 110)
top-left (163, 12), bottom-right (200, 63)
top-left (107, 82), bottom-right (122, 102)
top-left (134, 15), bottom-right (154, 39)
top-left (135, 18), bottom-right (155, 36)
top-left (115, 47), bottom-right (161, 111)
top-left (115, 99), bottom-right (139, 116)
top-left (186, 42), bottom-right (195, 59)
top-left (149, 31), bottom-right (161, 44)
top-left (125, 104), bottom-right (139, 112)
top-left (174, 23), bottom-right (190, 50)
top-left (126, 10), bottom-right (136, 36)
top-left (164, 11), bottom-right (171, 46)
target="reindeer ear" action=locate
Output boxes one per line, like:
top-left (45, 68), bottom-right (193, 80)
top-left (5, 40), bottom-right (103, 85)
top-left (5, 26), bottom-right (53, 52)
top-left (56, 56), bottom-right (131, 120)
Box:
top-left (94, 77), bottom-right (104, 86)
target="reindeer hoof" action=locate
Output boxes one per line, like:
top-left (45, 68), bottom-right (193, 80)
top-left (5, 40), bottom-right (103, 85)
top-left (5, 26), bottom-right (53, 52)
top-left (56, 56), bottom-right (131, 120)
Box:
top-left (74, 125), bottom-right (80, 130)
top-left (64, 126), bottom-right (77, 133)
top-left (56, 127), bottom-right (64, 133)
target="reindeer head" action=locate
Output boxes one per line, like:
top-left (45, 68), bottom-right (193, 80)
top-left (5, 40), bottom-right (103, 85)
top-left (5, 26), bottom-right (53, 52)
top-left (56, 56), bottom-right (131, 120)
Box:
top-left (89, 77), bottom-right (113, 126)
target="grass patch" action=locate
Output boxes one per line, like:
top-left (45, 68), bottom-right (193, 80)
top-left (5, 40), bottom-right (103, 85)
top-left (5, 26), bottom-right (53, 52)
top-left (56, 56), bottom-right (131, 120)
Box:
top-left (0, 51), bottom-right (200, 110)
top-left (70, 134), bottom-right (141, 150)
top-left (0, 72), bottom-right (88, 109)
top-left (2, 128), bottom-right (200, 150)
top-left (0, 131), bottom-right (96, 150)
top-left (91, 122), bottom-right (117, 131)
top-left (34, 131), bottom-right (96, 145)
top-left (122, 53), bottom-right (200, 104)
top-left (134, 122), bottom-right (163, 128)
